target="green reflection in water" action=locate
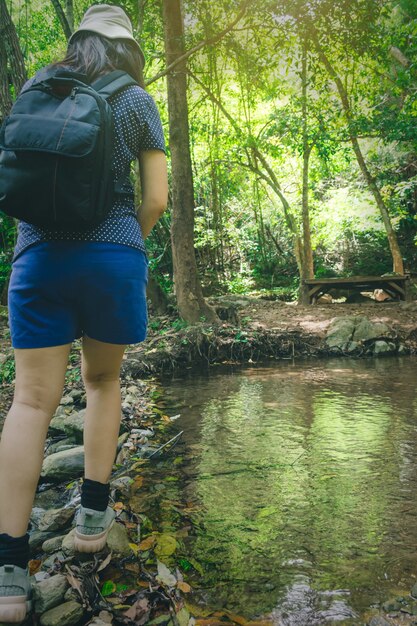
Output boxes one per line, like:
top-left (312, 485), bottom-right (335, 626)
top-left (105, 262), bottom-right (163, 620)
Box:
top-left (157, 359), bottom-right (417, 619)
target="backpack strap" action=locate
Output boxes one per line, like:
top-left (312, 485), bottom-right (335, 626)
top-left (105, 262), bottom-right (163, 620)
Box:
top-left (92, 70), bottom-right (138, 99)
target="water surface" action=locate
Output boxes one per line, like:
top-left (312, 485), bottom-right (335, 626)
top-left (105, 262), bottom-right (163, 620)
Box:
top-left (138, 357), bottom-right (417, 623)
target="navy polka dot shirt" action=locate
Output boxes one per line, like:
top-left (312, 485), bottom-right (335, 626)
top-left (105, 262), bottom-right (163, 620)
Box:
top-left (14, 83), bottom-right (166, 259)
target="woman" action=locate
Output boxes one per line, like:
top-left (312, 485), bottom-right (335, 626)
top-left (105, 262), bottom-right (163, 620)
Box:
top-left (0, 5), bottom-right (168, 622)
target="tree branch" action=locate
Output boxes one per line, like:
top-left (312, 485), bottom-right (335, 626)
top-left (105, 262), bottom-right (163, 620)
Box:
top-left (146, 0), bottom-right (250, 86)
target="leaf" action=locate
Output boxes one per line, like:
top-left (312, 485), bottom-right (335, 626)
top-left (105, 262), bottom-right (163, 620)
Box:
top-left (156, 561), bottom-right (177, 587)
top-left (133, 475), bottom-right (144, 490)
top-left (184, 603), bottom-right (212, 618)
top-left (155, 533), bottom-right (177, 558)
top-left (138, 535), bottom-right (156, 550)
top-left (113, 502), bottom-right (125, 511)
top-left (177, 581), bottom-right (192, 593)
top-left (96, 552), bottom-right (113, 573)
top-left (28, 559), bottom-right (41, 576)
top-left (101, 580), bottom-right (117, 597)
top-left (129, 542), bottom-right (139, 555)
top-left (186, 558), bottom-right (204, 576)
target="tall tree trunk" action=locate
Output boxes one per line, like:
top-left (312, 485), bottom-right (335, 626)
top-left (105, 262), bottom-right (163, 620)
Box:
top-left (65, 0), bottom-right (74, 31)
top-left (0, 0), bottom-right (27, 97)
top-left (299, 42), bottom-right (314, 304)
top-left (0, 35), bottom-right (12, 121)
top-left (50, 0), bottom-right (72, 40)
top-left (314, 37), bottom-right (404, 275)
top-left (162, 0), bottom-right (218, 323)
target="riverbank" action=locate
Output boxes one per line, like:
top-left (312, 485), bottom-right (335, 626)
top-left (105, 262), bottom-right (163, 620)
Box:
top-left (123, 297), bottom-right (417, 378)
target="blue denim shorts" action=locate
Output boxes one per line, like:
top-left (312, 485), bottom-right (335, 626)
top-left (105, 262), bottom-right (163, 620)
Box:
top-left (8, 242), bottom-right (148, 349)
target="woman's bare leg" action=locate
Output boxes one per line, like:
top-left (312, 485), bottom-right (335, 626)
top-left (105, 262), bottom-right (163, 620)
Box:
top-left (81, 336), bottom-right (126, 484)
top-left (0, 344), bottom-right (71, 537)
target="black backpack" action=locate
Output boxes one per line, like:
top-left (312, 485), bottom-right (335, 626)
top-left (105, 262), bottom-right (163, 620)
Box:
top-left (0, 67), bottom-right (138, 230)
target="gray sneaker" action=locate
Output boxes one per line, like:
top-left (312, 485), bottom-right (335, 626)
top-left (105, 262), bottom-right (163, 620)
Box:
top-left (0, 565), bottom-right (32, 623)
top-left (74, 506), bottom-right (115, 553)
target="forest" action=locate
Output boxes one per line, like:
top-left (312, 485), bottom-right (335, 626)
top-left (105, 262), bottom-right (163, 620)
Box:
top-left (0, 0), bottom-right (416, 316)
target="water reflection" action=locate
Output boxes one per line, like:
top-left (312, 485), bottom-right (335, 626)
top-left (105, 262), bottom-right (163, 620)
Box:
top-left (151, 358), bottom-right (417, 621)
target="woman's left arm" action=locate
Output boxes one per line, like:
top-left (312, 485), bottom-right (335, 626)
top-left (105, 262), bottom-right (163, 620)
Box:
top-left (137, 149), bottom-right (168, 239)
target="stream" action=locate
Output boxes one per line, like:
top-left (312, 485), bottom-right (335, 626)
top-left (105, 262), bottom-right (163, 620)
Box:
top-left (136, 356), bottom-right (417, 624)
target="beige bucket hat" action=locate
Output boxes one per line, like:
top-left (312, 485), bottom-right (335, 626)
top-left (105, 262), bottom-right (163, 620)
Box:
top-left (69, 4), bottom-right (145, 66)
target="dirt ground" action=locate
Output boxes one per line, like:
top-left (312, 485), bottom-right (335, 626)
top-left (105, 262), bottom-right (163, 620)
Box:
top-left (237, 298), bottom-right (417, 337)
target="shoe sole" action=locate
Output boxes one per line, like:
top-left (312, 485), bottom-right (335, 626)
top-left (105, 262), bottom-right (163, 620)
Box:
top-left (0, 596), bottom-right (31, 623)
top-left (74, 519), bottom-right (115, 553)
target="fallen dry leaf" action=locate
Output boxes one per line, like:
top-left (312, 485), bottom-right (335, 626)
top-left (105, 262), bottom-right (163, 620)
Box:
top-left (177, 581), bottom-right (192, 593)
top-left (138, 535), bottom-right (156, 550)
top-left (28, 559), bottom-right (41, 576)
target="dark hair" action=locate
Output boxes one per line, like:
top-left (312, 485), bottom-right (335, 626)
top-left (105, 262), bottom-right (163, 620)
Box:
top-left (54, 32), bottom-right (145, 87)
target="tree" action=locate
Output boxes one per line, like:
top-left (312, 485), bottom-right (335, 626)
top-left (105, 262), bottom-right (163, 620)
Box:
top-left (0, 0), bottom-right (27, 120)
top-left (162, 0), bottom-right (219, 323)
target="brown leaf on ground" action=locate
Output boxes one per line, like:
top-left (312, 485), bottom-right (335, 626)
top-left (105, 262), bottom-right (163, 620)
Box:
top-left (177, 581), bottom-right (192, 593)
top-left (28, 559), bottom-right (41, 575)
top-left (138, 535), bottom-right (156, 550)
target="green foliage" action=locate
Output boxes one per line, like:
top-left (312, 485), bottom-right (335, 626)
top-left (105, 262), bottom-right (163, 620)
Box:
top-left (0, 357), bottom-right (15, 384)
top-left (6, 0), bottom-right (416, 298)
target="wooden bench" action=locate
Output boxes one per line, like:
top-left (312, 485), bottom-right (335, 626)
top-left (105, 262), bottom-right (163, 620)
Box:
top-left (303, 275), bottom-right (410, 304)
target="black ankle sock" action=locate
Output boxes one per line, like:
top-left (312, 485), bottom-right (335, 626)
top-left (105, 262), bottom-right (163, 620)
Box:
top-left (81, 479), bottom-right (110, 512)
top-left (0, 533), bottom-right (30, 570)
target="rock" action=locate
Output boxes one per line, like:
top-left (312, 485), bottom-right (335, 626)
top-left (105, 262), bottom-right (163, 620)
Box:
top-left (39, 600), bottom-right (83, 626)
top-left (64, 587), bottom-right (79, 603)
top-left (48, 410), bottom-right (85, 443)
top-left (68, 389), bottom-right (84, 402)
top-left (369, 617), bottom-right (391, 626)
top-left (325, 317), bottom-right (356, 348)
top-left (398, 344), bottom-right (408, 354)
top-left (110, 476), bottom-right (133, 496)
top-left (107, 522), bottom-right (132, 557)
top-left (117, 432), bottom-right (129, 450)
top-left (353, 318), bottom-right (390, 342)
top-left (59, 395), bottom-right (74, 406)
top-left (41, 552), bottom-right (65, 571)
top-left (38, 507), bottom-right (75, 532)
top-left (46, 438), bottom-right (77, 455)
top-left (42, 536), bottom-right (65, 554)
top-left (61, 529), bottom-right (76, 556)
top-left (382, 598), bottom-right (401, 612)
top-left (373, 341), bottom-right (396, 355)
top-left (29, 531), bottom-right (56, 554)
top-left (41, 447), bottom-right (85, 481)
top-left (33, 574), bottom-right (69, 613)
top-left (411, 582), bottom-right (417, 598)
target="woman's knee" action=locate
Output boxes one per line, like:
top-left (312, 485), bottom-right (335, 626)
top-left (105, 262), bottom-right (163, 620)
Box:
top-left (12, 384), bottom-right (61, 419)
top-left (82, 369), bottom-right (121, 389)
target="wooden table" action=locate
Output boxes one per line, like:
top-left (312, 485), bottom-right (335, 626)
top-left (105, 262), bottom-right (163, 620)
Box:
top-left (303, 275), bottom-right (410, 304)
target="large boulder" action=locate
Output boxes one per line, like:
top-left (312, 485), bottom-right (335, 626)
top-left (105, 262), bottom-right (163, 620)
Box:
top-left (325, 316), bottom-right (394, 353)
top-left (41, 447), bottom-right (84, 481)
